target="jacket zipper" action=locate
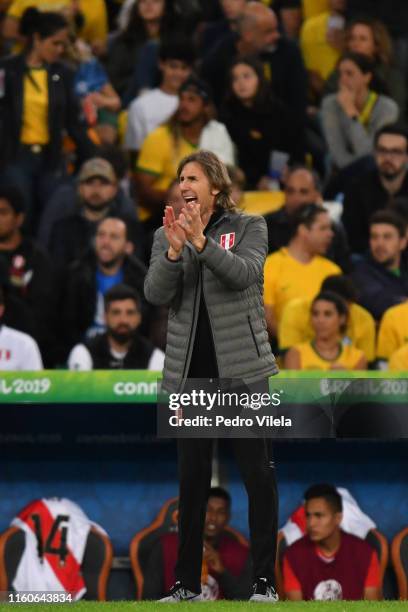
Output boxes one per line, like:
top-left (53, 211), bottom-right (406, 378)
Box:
top-left (202, 265), bottom-right (220, 378)
top-left (180, 263), bottom-right (201, 389)
top-left (180, 213), bottom-right (228, 387)
top-left (248, 315), bottom-right (261, 357)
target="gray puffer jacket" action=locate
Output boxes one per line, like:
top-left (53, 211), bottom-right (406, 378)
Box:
top-left (144, 210), bottom-right (278, 392)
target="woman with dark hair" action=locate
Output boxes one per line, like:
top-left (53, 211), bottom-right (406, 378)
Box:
top-left (105, 0), bottom-right (178, 101)
top-left (284, 291), bottom-right (367, 370)
top-left (324, 17), bottom-right (406, 114)
top-left (0, 7), bottom-right (95, 228)
top-left (321, 52), bottom-right (399, 169)
top-left (220, 56), bottom-right (297, 190)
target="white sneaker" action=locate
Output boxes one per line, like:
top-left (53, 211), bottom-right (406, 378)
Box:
top-left (249, 577), bottom-right (279, 603)
top-left (159, 581), bottom-right (203, 603)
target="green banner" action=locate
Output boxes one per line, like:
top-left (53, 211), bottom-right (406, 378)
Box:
top-left (0, 370), bottom-right (407, 404)
top-left (0, 371), bottom-right (160, 404)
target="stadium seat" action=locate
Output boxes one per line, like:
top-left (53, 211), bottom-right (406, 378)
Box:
top-left (0, 525), bottom-right (113, 600)
top-left (391, 526), bottom-right (408, 599)
top-left (275, 527), bottom-right (388, 600)
top-left (129, 497), bottom-right (249, 600)
top-left (129, 497), bottom-right (179, 600)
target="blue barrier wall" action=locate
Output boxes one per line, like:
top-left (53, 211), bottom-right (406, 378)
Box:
top-left (0, 441), bottom-right (407, 555)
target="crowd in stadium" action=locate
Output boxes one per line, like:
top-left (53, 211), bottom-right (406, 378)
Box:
top-left (1, 0), bottom-right (408, 372)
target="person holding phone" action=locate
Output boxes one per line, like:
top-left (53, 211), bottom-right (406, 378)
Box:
top-left (300, 0), bottom-right (347, 101)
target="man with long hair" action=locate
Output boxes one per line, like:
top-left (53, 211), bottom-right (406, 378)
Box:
top-left (144, 150), bottom-right (279, 603)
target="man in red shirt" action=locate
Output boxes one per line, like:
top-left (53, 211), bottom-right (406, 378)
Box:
top-left (283, 484), bottom-right (380, 601)
top-left (143, 487), bottom-right (250, 600)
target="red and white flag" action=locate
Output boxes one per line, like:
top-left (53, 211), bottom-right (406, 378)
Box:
top-left (220, 233), bottom-right (235, 250)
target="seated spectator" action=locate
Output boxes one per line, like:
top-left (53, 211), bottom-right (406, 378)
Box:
top-left (0, 271), bottom-right (38, 342)
top-left (62, 217), bottom-right (147, 355)
top-left (2, 0), bottom-right (108, 55)
top-left (68, 283), bottom-right (164, 370)
top-left (279, 274), bottom-right (375, 362)
top-left (143, 487), bottom-right (251, 600)
top-left (70, 39), bottom-right (121, 145)
top-left (135, 76), bottom-right (234, 228)
top-left (264, 203), bottom-right (341, 337)
top-left (282, 484), bottom-right (380, 600)
top-left (352, 210), bottom-right (408, 320)
top-left (0, 186), bottom-right (56, 365)
top-left (280, 485), bottom-right (376, 545)
top-left (321, 52), bottom-right (399, 170)
top-left (201, 1), bottom-right (307, 145)
top-left (284, 291), bottom-right (367, 370)
top-left (220, 56), bottom-right (296, 190)
top-left (125, 40), bottom-right (194, 158)
top-left (376, 302), bottom-right (408, 365)
top-left (0, 284), bottom-right (43, 370)
top-left (0, 8), bottom-right (95, 228)
top-left (38, 149), bottom-right (135, 246)
top-left (344, 0), bottom-right (408, 78)
top-left (324, 17), bottom-right (406, 116)
top-left (48, 158), bottom-right (144, 268)
top-left (342, 124), bottom-right (408, 253)
top-left (199, 0), bottom-right (247, 58)
top-left (388, 343), bottom-right (408, 371)
top-left (263, 165), bottom-right (350, 270)
top-left (300, 0), bottom-right (346, 101)
top-left (105, 0), bottom-right (178, 101)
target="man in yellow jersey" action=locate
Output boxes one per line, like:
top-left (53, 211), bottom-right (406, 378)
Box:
top-left (388, 343), bottom-right (408, 371)
top-left (278, 274), bottom-right (375, 362)
top-left (264, 203), bottom-right (340, 337)
top-left (135, 76), bottom-right (234, 229)
top-left (376, 302), bottom-right (408, 364)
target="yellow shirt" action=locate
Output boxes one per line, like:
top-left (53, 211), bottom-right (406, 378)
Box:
top-left (8, 0), bottom-right (68, 16)
top-left (136, 125), bottom-right (197, 219)
top-left (7, 0), bottom-right (107, 45)
top-left (279, 297), bottom-right (376, 361)
top-left (389, 344), bottom-right (408, 371)
top-left (263, 248), bottom-right (341, 323)
top-left (20, 68), bottom-right (49, 145)
top-left (293, 341), bottom-right (365, 371)
top-left (300, 12), bottom-right (341, 79)
top-left (302, 0), bottom-right (329, 20)
top-left (377, 302), bottom-right (408, 359)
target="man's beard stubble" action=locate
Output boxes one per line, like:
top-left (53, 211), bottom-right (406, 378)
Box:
top-left (379, 164), bottom-right (407, 182)
top-left (108, 326), bottom-right (137, 345)
top-left (83, 196), bottom-right (115, 213)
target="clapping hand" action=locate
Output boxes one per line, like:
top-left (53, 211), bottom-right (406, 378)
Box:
top-left (203, 542), bottom-right (224, 574)
top-left (177, 203), bottom-right (207, 252)
top-left (164, 205), bottom-right (186, 260)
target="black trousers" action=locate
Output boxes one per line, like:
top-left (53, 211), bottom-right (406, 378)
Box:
top-left (174, 435), bottom-right (278, 593)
